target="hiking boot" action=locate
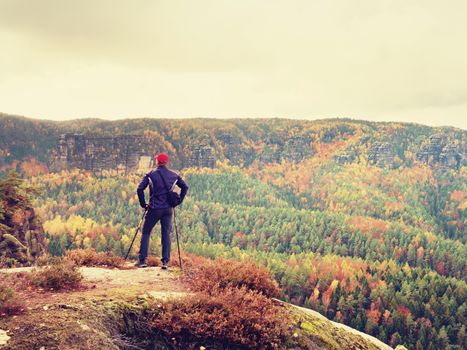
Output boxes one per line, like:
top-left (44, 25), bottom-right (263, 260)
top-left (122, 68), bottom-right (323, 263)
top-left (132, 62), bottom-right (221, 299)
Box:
top-left (136, 261), bottom-right (148, 268)
top-left (161, 263), bottom-right (169, 270)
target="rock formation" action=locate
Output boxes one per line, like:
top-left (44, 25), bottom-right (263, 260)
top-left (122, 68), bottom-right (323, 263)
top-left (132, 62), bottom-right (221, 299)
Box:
top-left (50, 133), bottom-right (153, 173)
top-left (367, 142), bottom-right (396, 168)
top-left (439, 143), bottom-right (463, 168)
top-left (416, 134), bottom-right (465, 169)
top-left (259, 133), bottom-right (313, 163)
top-left (334, 150), bottom-right (357, 165)
top-left (187, 144), bottom-right (216, 168)
top-left (215, 131), bottom-right (255, 166)
top-left (49, 132), bottom-right (317, 172)
top-left (48, 131), bottom-right (466, 173)
top-left (0, 207), bottom-right (46, 266)
top-left (283, 135), bottom-right (314, 162)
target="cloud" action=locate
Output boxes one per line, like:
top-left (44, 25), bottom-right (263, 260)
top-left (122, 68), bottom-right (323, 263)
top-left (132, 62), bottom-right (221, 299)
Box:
top-left (0, 0), bottom-right (466, 129)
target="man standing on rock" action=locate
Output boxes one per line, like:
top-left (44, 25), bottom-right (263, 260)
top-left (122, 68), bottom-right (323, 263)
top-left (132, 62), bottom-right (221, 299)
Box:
top-left (136, 153), bottom-right (188, 269)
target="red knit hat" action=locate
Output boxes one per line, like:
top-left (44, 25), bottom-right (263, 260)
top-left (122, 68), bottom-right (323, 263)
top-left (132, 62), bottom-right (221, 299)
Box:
top-left (155, 153), bottom-right (169, 165)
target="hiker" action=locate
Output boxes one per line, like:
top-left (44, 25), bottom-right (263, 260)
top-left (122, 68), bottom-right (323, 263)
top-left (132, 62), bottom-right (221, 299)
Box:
top-left (136, 153), bottom-right (188, 269)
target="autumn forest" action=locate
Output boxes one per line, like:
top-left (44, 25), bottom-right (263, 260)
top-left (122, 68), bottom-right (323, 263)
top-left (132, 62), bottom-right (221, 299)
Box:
top-left (0, 114), bottom-right (466, 350)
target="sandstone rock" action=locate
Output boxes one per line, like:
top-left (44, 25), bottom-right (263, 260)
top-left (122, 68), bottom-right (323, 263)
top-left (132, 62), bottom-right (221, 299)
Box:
top-left (50, 133), bottom-right (151, 173)
top-left (321, 128), bottom-right (338, 143)
top-left (0, 329), bottom-right (10, 346)
top-left (216, 132), bottom-right (255, 166)
top-left (416, 134), bottom-right (465, 169)
top-left (0, 234), bottom-right (30, 263)
top-left (367, 142), bottom-right (395, 168)
top-left (259, 134), bottom-right (313, 163)
top-left (283, 135), bottom-right (314, 162)
top-left (49, 131), bottom-right (322, 172)
top-left (187, 144), bottom-right (216, 168)
top-left (334, 150), bottom-right (357, 165)
top-left (0, 207), bottom-right (46, 266)
top-left (51, 133), bottom-right (220, 171)
top-left (416, 134), bottom-right (446, 165)
top-left (439, 142), bottom-right (463, 168)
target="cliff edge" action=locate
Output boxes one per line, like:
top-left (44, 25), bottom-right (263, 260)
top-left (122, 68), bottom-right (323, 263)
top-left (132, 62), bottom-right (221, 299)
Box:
top-left (0, 264), bottom-right (393, 350)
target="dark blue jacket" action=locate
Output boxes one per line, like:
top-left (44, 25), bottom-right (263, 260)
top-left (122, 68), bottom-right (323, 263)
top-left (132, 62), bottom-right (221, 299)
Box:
top-left (137, 166), bottom-right (188, 209)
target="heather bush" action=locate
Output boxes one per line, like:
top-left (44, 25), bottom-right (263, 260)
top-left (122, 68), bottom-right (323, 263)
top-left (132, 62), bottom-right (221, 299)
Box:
top-left (0, 283), bottom-right (23, 315)
top-left (30, 260), bottom-right (83, 290)
top-left (146, 254), bottom-right (183, 267)
top-left (65, 249), bottom-right (125, 268)
top-left (146, 255), bottom-right (160, 267)
top-left (152, 286), bottom-right (289, 349)
top-left (35, 253), bottom-right (51, 266)
top-left (185, 255), bottom-right (280, 298)
top-left (0, 257), bottom-right (19, 268)
top-left (147, 255), bottom-right (289, 348)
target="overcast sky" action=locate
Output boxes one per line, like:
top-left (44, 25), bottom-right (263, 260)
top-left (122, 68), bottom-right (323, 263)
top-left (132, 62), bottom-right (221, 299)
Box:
top-left (0, 0), bottom-right (466, 129)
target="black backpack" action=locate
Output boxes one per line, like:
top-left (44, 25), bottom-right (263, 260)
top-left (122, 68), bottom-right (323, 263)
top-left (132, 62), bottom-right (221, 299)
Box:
top-left (156, 171), bottom-right (181, 207)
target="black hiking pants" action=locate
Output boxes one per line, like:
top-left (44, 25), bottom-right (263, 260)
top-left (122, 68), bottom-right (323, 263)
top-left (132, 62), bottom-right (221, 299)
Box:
top-left (138, 207), bottom-right (172, 264)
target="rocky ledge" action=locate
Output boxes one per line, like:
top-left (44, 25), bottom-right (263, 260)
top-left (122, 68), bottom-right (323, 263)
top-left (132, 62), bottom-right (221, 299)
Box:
top-left (0, 266), bottom-right (395, 350)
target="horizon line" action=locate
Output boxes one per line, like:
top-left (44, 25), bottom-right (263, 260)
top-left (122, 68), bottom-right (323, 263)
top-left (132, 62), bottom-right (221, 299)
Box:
top-left (0, 111), bottom-right (465, 131)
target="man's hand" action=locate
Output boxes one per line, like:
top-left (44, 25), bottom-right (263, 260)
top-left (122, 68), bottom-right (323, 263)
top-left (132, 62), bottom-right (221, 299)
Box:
top-left (140, 203), bottom-right (149, 209)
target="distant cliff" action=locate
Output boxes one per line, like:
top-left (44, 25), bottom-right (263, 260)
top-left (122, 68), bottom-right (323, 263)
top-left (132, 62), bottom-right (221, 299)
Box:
top-left (49, 133), bottom-right (220, 172)
top-left (48, 131), bottom-right (467, 173)
top-left (49, 131), bottom-right (314, 172)
top-left (416, 134), bottom-right (464, 168)
top-left (49, 133), bottom-right (151, 173)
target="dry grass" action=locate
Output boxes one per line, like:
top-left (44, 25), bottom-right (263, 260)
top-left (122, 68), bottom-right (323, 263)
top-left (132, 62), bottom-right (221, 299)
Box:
top-left (149, 255), bottom-right (290, 349)
top-left (184, 254), bottom-right (280, 298)
top-left (0, 283), bottom-right (24, 316)
top-left (146, 255), bottom-right (160, 267)
top-left (153, 286), bottom-right (289, 349)
top-left (65, 249), bottom-right (125, 268)
top-left (35, 253), bottom-right (51, 266)
top-left (30, 260), bottom-right (83, 291)
top-left (0, 256), bottom-right (20, 268)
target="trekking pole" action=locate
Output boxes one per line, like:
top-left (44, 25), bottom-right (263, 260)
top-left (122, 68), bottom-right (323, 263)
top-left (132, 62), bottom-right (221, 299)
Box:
top-left (125, 208), bottom-right (148, 260)
top-left (173, 207), bottom-right (183, 269)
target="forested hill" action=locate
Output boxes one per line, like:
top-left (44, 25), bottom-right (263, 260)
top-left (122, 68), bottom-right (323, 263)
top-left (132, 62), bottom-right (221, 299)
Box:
top-left (0, 113), bottom-right (465, 172)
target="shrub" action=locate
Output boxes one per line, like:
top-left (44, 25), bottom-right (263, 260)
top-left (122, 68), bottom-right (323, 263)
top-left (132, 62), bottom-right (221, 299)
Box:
top-left (30, 260), bottom-right (83, 290)
top-left (65, 249), bottom-right (125, 268)
top-left (0, 284), bottom-right (23, 315)
top-left (184, 255), bottom-right (280, 298)
top-left (0, 271), bottom-right (30, 290)
top-left (146, 256), bottom-right (160, 267)
top-left (149, 255), bottom-right (289, 348)
top-left (0, 257), bottom-right (19, 268)
top-left (35, 253), bottom-right (51, 267)
top-left (147, 255), bottom-right (183, 267)
top-left (152, 286), bottom-right (290, 349)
